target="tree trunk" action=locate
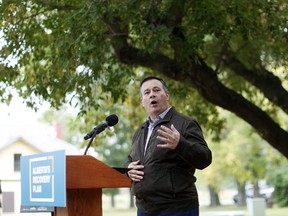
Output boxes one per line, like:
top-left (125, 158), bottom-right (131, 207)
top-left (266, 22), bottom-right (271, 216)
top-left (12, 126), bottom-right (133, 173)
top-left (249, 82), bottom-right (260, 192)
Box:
top-left (129, 190), bottom-right (135, 208)
top-left (208, 185), bottom-right (221, 206)
top-left (253, 181), bottom-right (261, 198)
top-left (235, 180), bottom-right (246, 206)
top-left (111, 194), bottom-right (115, 208)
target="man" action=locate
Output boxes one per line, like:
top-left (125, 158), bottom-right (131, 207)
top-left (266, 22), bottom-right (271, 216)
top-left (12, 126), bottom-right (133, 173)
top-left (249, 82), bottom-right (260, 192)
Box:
top-left (126, 76), bottom-right (212, 216)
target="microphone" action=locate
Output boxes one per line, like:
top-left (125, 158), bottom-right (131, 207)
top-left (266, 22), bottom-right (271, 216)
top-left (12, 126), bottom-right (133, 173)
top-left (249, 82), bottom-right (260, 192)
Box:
top-left (84, 114), bottom-right (119, 140)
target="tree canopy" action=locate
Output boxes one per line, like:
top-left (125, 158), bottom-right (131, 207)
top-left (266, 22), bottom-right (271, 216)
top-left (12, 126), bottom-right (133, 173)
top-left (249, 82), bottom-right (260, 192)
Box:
top-left (1, 0), bottom-right (288, 158)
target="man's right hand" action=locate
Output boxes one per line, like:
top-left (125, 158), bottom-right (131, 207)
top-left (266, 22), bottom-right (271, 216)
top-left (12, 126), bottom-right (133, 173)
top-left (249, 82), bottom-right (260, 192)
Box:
top-left (127, 160), bottom-right (144, 182)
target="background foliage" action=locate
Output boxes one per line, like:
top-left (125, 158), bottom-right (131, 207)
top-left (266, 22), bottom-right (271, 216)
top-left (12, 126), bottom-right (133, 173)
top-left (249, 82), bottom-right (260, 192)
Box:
top-left (1, 0), bottom-right (288, 206)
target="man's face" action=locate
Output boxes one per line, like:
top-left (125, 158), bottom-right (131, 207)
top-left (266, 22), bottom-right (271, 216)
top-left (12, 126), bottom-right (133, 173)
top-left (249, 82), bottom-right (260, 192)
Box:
top-left (141, 79), bottom-right (169, 120)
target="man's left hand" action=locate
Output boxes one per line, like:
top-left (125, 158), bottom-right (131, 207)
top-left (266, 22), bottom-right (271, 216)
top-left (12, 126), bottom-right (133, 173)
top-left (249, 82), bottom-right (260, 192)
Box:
top-left (156, 124), bottom-right (180, 150)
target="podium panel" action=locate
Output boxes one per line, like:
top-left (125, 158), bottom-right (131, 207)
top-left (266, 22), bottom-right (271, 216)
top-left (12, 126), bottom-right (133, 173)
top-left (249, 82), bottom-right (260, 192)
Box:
top-left (54, 155), bottom-right (131, 216)
top-left (55, 189), bottom-right (102, 216)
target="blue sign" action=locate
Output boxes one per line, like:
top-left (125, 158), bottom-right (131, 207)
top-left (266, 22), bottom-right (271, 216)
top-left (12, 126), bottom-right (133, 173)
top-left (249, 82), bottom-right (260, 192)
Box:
top-left (21, 150), bottom-right (66, 207)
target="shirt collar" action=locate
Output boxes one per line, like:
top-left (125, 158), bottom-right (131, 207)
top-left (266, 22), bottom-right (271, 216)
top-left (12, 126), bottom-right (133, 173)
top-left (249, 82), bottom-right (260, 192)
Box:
top-left (147, 106), bottom-right (172, 124)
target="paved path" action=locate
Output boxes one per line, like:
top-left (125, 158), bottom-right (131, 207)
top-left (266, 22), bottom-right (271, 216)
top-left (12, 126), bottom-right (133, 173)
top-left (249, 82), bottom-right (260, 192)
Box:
top-left (201, 211), bottom-right (245, 216)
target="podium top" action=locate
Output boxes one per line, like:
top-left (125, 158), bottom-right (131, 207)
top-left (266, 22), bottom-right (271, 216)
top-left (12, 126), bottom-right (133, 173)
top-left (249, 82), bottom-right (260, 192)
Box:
top-left (66, 155), bottom-right (131, 189)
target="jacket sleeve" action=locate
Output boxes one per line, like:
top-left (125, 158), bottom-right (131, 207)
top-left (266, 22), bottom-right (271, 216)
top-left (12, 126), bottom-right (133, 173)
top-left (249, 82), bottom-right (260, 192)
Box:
top-left (174, 119), bottom-right (212, 170)
top-left (123, 126), bottom-right (142, 168)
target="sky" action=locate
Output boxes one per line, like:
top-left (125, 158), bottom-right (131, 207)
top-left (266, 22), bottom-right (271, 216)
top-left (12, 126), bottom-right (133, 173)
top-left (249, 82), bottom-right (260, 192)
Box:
top-left (0, 94), bottom-right (89, 152)
top-left (0, 94), bottom-right (56, 141)
top-left (0, 94), bottom-right (46, 124)
top-left (0, 31), bottom-right (47, 131)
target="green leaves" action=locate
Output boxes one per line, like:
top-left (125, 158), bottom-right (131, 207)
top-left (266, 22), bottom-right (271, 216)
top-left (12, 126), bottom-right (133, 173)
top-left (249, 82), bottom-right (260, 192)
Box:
top-left (1, 0), bottom-right (288, 159)
top-left (268, 165), bottom-right (288, 207)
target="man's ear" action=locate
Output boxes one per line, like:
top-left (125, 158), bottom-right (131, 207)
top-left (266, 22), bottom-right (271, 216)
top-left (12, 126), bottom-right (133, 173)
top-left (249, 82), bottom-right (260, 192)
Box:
top-left (166, 92), bottom-right (170, 100)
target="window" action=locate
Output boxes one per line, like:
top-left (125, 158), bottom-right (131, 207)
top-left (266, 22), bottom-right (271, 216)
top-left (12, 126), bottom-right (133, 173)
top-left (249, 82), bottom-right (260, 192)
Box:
top-left (14, 153), bottom-right (21, 172)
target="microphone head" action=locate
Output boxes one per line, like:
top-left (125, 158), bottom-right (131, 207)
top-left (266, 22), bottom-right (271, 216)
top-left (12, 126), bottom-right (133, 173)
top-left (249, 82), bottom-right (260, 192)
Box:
top-left (106, 114), bottom-right (119, 126)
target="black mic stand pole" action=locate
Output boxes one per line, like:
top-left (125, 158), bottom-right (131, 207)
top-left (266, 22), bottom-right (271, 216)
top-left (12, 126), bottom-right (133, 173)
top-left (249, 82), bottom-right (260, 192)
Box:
top-left (83, 129), bottom-right (98, 155)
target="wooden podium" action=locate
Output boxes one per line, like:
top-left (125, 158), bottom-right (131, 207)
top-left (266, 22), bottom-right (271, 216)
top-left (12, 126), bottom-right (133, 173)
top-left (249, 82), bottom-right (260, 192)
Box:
top-left (54, 155), bottom-right (131, 216)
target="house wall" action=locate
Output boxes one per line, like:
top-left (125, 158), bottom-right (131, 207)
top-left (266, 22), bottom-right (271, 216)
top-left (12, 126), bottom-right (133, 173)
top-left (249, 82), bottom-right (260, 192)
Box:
top-left (0, 140), bottom-right (39, 179)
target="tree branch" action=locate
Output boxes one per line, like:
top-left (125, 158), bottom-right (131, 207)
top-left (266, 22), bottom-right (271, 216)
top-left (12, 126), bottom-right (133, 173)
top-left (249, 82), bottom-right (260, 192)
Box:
top-left (159, 0), bottom-right (186, 27)
top-left (223, 50), bottom-right (288, 115)
top-left (110, 40), bottom-right (288, 158)
top-left (34, 0), bottom-right (79, 11)
top-left (104, 5), bottom-right (288, 158)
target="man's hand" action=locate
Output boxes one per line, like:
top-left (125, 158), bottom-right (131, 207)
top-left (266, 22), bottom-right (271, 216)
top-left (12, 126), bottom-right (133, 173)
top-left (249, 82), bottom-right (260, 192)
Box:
top-left (127, 160), bottom-right (144, 182)
top-left (156, 124), bottom-right (180, 150)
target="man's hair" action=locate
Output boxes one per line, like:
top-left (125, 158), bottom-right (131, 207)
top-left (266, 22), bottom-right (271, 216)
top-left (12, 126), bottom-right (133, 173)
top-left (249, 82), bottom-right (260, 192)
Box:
top-left (140, 76), bottom-right (169, 93)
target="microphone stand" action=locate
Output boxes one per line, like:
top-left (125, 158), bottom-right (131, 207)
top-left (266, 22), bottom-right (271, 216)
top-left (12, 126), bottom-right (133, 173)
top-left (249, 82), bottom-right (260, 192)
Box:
top-left (83, 129), bottom-right (98, 155)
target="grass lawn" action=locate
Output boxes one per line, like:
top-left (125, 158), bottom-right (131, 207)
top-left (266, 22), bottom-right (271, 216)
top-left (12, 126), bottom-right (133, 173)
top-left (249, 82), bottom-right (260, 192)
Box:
top-left (201, 205), bottom-right (288, 216)
top-left (103, 206), bottom-right (288, 216)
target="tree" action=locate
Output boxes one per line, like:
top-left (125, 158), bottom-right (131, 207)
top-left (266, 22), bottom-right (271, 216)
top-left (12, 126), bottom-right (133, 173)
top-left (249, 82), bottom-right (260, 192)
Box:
top-left (1, 0), bottom-right (288, 158)
top-left (267, 164), bottom-right (288, 207)
top-left (201, 109), bottom-right (286, 206)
